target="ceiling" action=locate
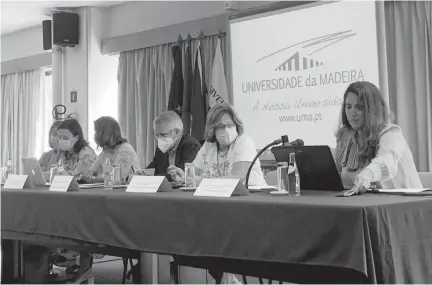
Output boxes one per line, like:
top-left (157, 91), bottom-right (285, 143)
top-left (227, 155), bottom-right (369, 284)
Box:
top-left (1, 1), bottom-right (124, 36)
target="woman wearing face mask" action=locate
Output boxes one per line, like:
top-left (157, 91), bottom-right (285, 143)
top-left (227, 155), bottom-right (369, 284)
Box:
top-left (39, 120), bottom-right (63, 180)
top-left (52, 119), bottom-right (97, 283)
top-left (147, 111), bottom-right (201, 182)
top-left (90, 116), bottom-right (141, 184)
top-left (57, 119), bottom-right (97, 183)
top-left (192, 103), bottom-right (267, 186)
top-left (335, 81), bottom-right (422, 193)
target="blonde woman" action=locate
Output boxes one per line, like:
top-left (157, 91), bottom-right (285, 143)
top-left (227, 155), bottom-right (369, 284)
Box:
top-left (192, 103), bottom-right (266, 186)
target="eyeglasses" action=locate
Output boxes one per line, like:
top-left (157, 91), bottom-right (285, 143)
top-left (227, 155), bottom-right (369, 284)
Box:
top-left (154, 129), bottom-right (174, 139)
top-left (214, 124), bottom-right (236, 131)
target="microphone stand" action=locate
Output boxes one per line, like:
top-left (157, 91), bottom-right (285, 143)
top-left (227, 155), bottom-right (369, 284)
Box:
top-left (245, 135), bottom-right (288, 189)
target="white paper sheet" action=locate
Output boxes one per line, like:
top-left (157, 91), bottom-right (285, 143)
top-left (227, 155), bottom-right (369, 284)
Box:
top-left (375, 188), bottom-right (431, 193)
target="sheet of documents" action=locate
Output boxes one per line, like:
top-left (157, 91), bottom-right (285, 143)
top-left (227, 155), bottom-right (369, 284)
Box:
top-left (248, 185), bottom-right (277, 190)
top-left (79, 183), bottom-right (104, 189)
top-left (126, 176), bottom-right (165, 193)
top-left (194, 179), bottom-right (239, 198)
top-left (376, 188), bottom-right (431, 193)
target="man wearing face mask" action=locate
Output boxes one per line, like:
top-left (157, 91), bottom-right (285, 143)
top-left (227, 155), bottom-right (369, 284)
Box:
top-left (147, 111), bottom-right (201, 182)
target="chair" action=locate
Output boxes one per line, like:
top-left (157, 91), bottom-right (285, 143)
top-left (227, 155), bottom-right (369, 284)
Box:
top-left (418, 172), bottom-right (432, 188)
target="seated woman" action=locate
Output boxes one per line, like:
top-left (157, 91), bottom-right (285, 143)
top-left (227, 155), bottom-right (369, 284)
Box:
top-left (335, 81), bottom-right (423, 192)
top-left (90, 116), bottom-right (141, 184)
top-left (39, 120), bottom-right (63, 181)
top-left (54, 119), bottom-right (97, 283)
top-left (192, 103), bottom-right (267, 186)
top-left (57, 119), bottom-right (97, 183)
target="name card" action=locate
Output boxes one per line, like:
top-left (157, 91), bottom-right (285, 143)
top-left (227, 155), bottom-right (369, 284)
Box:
top-left (49, 176), bottom-right (80, 192)
top-left (3, 175), bottom-right (33, 189)
top-left (194, 178), bottom-right (250, 198)
top-left (126, 176), bottom-right (173, 193)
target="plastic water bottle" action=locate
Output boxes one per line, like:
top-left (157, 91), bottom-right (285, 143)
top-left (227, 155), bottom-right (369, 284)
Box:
top-left (57, 157), bottom-right (66, 176)
top-left (288, 153), bottom-right (300, 196)
top-left (6, 154), bottom-right (13, 177)
top-left (201, 154), bottom-right (211, 179)
top-left (104, 157), bottom-right (113, 190)
top-left (2, 153), bottom-right (13, 183)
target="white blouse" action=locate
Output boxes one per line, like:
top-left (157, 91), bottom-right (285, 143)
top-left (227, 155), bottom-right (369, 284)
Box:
top-left (193, 134), bottom-right (267, 186)
top-left (336, 124), bottom-right (423, 189)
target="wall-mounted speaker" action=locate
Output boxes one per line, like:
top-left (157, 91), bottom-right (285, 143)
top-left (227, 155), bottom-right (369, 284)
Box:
top-left (42, 20), bottom-right (52, 50)
top-left (53, 12), bottom-right (79, 47)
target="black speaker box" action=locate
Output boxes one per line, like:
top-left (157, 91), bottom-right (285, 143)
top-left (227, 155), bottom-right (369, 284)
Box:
top-left (53, 12), bottom-right (79, 47)
top-left (42, 20), bottom-right (52, 50)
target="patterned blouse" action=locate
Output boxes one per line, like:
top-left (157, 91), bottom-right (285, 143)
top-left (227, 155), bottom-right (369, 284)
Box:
top-left (59, 146), bottom-right (97, 182)
top-left (90, 142), bottom-right (141, 184)
top-left (38, 149), bottom-right (63, 172)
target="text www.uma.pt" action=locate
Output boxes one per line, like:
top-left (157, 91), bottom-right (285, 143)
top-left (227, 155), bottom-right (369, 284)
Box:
top-left (279, 113), bottom-right (323, 123)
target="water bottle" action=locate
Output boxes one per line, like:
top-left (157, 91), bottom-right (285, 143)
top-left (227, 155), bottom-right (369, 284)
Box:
top-left (201, 154), bottom-right (211, 179)
top-left (57, 157), bottom-right (66, 176)
top-left (288, 152), bottom-right (300, 196)
top-left (104, 157), bottom-right (114, 190)
top-left (2, 153), bottom-right (13, 183)
top-left (6, 154), bottom-right (13, 178)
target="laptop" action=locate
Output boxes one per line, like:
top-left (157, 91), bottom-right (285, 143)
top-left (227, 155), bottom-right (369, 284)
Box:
top-left (22, 157), bottom-right (50, 186)
top-left (271, 146), bottom-right (344, 191)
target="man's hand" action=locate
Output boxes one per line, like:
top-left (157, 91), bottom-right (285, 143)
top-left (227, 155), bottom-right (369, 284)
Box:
top-left (167, 165), bottom-right (185, 183)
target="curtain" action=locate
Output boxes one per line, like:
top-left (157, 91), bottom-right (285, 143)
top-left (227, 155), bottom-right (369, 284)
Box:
top-left (118, 34), bottom-right (228, 167)
top-left (0, 68), bottom-right (47, 174)
top-left (385, 0), bottom-right (432, 172)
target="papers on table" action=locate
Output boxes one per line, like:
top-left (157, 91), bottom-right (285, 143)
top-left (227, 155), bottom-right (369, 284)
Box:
top-left (374, 188), bottom-right (431, 194)
top-left (248, 185), bottom-right (277, 190)
top-left (79, 183), bottom-right (104, 189)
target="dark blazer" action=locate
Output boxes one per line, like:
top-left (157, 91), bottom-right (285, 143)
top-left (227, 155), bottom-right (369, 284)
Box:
top-left (147, 135), bottom-right (201, 179)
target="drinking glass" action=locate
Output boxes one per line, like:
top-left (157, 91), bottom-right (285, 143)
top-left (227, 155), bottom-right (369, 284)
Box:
top-left (184, 163), bottom-right (196, 188)
top-left (276, 162), bottom-right (289, 192)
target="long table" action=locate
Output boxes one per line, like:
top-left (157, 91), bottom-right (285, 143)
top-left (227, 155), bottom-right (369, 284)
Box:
top-left (2, 188), bottom-right (432, 283)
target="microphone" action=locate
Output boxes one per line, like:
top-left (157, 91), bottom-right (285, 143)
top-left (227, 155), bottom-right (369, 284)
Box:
top-left (273, 135), bottom-right (289, 145)
top-left (245, 136), bottom-right (304, 189)
top-left (288, 139), bottom-right (304, 148)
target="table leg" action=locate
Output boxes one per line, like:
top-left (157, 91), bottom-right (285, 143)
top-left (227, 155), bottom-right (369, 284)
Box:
top-left (139, 253), bottom-right (158, 284)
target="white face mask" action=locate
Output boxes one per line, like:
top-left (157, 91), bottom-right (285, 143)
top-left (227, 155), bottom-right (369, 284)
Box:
top-left (158, 138), bottom-right (175, 153)
top-left (58, 139), bottom-right (72, 150)
top-left (216, 127), bottom-right (238, 146)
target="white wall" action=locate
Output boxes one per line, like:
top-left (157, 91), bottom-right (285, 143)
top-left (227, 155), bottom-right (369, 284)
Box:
top-left (60, 7), bottom-right (89, 138)
top-left (1, 26), bottom-right (49, 62)
top-left (87, 7), bottom-right (119, 150)
top-left (103, 1), bottom-right (226, 39)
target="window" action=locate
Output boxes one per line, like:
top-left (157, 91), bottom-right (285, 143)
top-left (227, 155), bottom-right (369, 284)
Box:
top-left (34, 67), bottom-right (53, 159)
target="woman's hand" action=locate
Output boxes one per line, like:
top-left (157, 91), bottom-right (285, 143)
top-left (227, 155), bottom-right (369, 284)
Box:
top-left (352, 168), bottom-right (374, 193)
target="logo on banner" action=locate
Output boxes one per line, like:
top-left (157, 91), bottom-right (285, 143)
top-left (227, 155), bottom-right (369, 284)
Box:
top-left (257, 30), bottom-right (357, 72)
top-left (241, 30), bottom-right (364, 94)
